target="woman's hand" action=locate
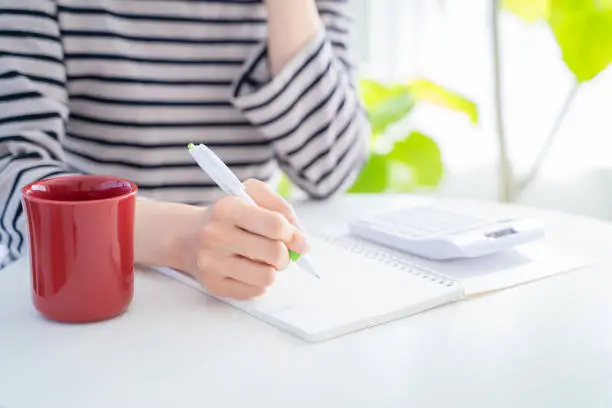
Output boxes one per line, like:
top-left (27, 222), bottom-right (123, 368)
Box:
top-left (191, 179), bottom-right (309, 299)
top-left (134, 179), bottom-right (309, 300)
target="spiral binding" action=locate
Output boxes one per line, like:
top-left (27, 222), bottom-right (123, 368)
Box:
top-left (317, 233), bottom-right (457, 288)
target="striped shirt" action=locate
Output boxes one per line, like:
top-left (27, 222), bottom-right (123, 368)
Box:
top-left (0, 0), bottom-right (370, 268)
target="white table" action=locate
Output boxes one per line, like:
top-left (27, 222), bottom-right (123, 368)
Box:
top-left (2, 195), bottom-right (612, 408)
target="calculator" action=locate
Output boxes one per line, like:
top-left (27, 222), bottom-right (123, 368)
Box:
top-left (348, 205), bottom-right (545, 260)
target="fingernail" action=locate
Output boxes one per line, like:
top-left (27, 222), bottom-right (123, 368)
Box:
top-left (291, 230), bottom-right (310, 254)
top-left (286, 210), bottom-right (298, 225)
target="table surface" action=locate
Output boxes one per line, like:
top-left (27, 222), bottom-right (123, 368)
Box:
top-left (2, 194), bottom-right (612, 408)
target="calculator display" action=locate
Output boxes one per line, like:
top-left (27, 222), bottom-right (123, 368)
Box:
top-left (485, 228), bottom-right (517, 239)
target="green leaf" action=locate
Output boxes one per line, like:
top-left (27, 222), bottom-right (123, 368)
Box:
top-left (406, 78), bottom-right (479, 124)
top-left (359, 78), bottom-right (409, 107)
top-left (359, 78), bottom-right (415, 136)
top-left (347, 132), bottom-right (445, 193)
top-left (388, 161), bottom-right (417, 192)
top-left (358, 78), bottom-right (395, 109)
top-left (348, 153), bottom-right (389, 193)
top-left (368, 92), bottom-right (415, 135)
top-left (547, 0), bottom-right (612, 82)
top-left (550, 0), bottom-right (593, 11)
top-left (503, 0), bottom-right (550, 22)
top-left (503, 0), bottom-right (612, 82)
top-left (388, 131), bottom-right (444, 187)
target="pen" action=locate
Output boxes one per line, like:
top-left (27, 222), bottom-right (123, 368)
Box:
top-left (187, 143), bottom-right (320, 279)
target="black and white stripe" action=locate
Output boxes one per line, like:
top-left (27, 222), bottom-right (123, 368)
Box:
top-left (0, 0), bottom-right (370, 268)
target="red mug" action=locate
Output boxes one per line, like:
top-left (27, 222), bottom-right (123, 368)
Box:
top-left (21, 175), bottom-right (137, 323)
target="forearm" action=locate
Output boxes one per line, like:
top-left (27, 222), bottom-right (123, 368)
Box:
top-left (134, 200), bottom-right (206, 274)
top-left (264, 0), bottom-right (321, 75)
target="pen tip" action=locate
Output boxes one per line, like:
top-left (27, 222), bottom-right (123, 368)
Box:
top-left (297, 258), bottom-right (320, 280)
top-left (187, 143), bottom-right (195, 151)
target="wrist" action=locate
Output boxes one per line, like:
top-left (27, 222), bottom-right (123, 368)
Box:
top-left (134, 200), bottom-right (206, 273)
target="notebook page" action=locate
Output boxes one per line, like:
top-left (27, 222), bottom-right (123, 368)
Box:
top-left (153, 236), bottom-right (463, 342)
top-left (257, 237), bottom-right (463, 341)
top-left (333, 235), bottom-right (590, 297)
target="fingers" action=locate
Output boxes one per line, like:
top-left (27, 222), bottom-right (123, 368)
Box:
top-left (202, 275), bottom-right (267, 300)
top-left (196, 254), bottom-right (276, 299)
top-left (212, 195), bottom-right (308, 253)
top-left (242, 180), bottom-right (310, 253)
top-left (244, 179), bottom-right (297, 223)
top-left (201, 220), bottom-right (291, 270)
top-left (204, 254), bottom-right (277, 287)
top-left (225, 226), bottom-right (291, 270)
top-left (195, 179), bottom-right (313, 301)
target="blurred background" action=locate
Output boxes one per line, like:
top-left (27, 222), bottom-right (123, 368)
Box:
top-left (301, 0), bottom-right (612, 220)
top-left (1, 0), bottom-right (610, 266)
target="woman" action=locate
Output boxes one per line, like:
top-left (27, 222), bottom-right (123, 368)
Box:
top-left (0, 0), bottom-right (370, 299)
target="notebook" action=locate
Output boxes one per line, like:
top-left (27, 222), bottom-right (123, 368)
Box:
top-left (153, 232), bottom-right (589, 342)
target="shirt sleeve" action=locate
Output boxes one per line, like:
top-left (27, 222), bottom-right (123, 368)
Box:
top-left (230, 0), bottom-right (370, 200)
top-left (0, 0), bottom-right (82, 268)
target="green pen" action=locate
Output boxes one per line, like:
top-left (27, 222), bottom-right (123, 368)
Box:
top-left (187, 143), bottom-right (320, 279)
